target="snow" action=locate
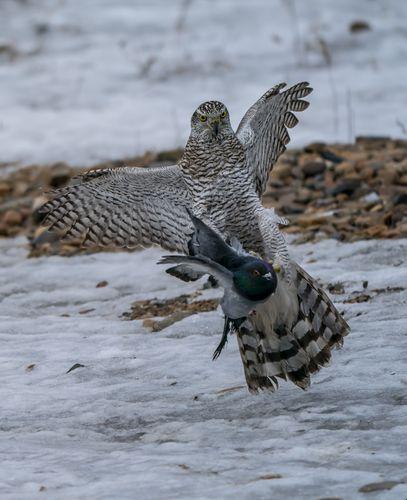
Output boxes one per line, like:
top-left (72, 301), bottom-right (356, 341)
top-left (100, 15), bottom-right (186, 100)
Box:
top-left (1, 236), bottom-right (406, 499)
top-left (1, 0), bottom-right (406, 168)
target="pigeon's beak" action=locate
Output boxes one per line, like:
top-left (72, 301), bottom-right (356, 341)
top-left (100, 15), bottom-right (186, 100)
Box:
top-left (263, 272), bottom-right (273, 280)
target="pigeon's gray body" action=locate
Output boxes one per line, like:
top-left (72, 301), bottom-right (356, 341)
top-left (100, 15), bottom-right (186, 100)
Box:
top-left (160, 212), bottom-right (277, 322)
top-left (41, 82), bottom-right (350, 393)
top-left (160, 254), bottom-right (263, 320)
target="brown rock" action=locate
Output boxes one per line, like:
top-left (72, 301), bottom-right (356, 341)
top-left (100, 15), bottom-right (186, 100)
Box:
top-left (366, 224), bottom-right (388, 237)
top-left (281, 204), bottom-right (304, 215)
top-left (380, 165), bottom-right (398, 184)
top-left (335, 161), bottom-right (356, 177)
top-left (3, 209), bottom-right (22, 226)
top-left (397, 174), bottom-right (407, 186)
top-left (329, 178), bottom-right (360, 196)
top-left (296, 213), bottom-right (328, 227)
top-left (302, 160), bottom-right (326, 177)
top-left (13, 181), bottom-right (29, 197)
top-left (0, 181), bottom-right (11, 196)
top-left (349, 20), bottom-right (371, 33)
top-left (392, 192), bottom-right (407, 205)
top-left (49, 162), bottom-right (73, 187)
top-left (358, 481), bottom-right (402, 493)
top-left (96, 280), bottom-right (108, 288)
top-left (296, 188), bottom-right (313, 203)
top-left (304, 142), bottom-right (326, 153)
top-left (274, 163), bottom-right (292, 180)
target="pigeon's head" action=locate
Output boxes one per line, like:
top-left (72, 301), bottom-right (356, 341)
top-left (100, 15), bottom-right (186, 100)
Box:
top-left (191, 101), bottom-right (233, 141)
top-left (233, 259), bottom-right (277, 302)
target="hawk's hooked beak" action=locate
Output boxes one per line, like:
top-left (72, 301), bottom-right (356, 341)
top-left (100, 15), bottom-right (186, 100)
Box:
top-left (210, 118), bottom-right (220, 137)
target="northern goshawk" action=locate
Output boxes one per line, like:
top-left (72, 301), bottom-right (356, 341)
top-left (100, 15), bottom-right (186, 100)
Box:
top-left (41, 82), bottom-right (350, 393)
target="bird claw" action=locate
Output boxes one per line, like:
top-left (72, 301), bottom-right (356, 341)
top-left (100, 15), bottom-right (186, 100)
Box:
top-left (212, 339), bottom-right (227, 361)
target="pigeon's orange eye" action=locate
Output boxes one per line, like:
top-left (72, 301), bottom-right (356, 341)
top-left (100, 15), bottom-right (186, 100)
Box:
top-left (220, 111), bottom-right (227, 118)
top-left (252, 269), bottom-right (261, 277)
top-left (199, 115), bottom-right (207, 122)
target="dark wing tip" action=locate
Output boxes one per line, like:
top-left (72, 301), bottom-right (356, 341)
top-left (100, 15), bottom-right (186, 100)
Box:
top-left (157, 255), bottom-right (183, 265)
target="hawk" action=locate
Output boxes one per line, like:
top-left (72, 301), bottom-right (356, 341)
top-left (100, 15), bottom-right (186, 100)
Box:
top-left (41, 82), bottom-right (349, 393)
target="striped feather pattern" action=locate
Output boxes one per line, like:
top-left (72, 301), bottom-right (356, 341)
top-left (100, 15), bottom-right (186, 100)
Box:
top-left (236, 81), bottom-right (313, 195)
top-left (39, 81), bottom-right (350, 395)
top-left (40, 166), bottom-right (193, 252)
top-left (236, 265), bottom-right (350, 393)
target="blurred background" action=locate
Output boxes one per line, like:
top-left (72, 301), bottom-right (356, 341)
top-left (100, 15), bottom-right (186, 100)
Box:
top-left (1, 0), bottom-right (406, 168)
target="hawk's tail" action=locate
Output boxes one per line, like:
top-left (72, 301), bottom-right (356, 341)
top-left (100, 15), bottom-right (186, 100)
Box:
top-left (237, 264), bottom-right (350, 393)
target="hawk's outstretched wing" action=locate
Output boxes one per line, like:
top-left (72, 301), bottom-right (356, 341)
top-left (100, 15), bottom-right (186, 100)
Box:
top-left (236, 82), bottom-right (312, 195)
top-left (40, 165), bottom-right (193, 252)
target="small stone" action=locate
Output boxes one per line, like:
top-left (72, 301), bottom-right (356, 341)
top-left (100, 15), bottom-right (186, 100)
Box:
top-left (319, 149), bottom-right (344, 164)
top-left (345, 293), bottom-right (371, 304)
top-left (397, 174), bottom-right (407, 186)
top-left (380, 166), bottom-right (398, 184)
top-left (274, 163), bottom-right (292, 179)
top-left (362, 192), bottom-right (380, 204)
top-left (3, 209), bottom-right (22, 226)
top-left (329, 178), bottom-right (360, 196)
top-left (367, 161), bottom-right (385, 172)
top-left (296, 188), bottom-right (313, 203)
top-left (255, 473), bottom-right (282, 480)
top-left (79, 308), bottom-right (95, 315)
top-left (335, 161), bottom-right (356, 176)
top-left (358, 480), bottom-right (402, 493)
top-left (96, 280), bottom-right (108, 288)
top-left (328, 282), bottom-right (345, 294)
top-left (49, 162), bottom-right (72, 187)
top-left (296, 213), bottom-right (328, 227)
top-left (302, 160), bottom-right (326, 177)
top-left (304, 142), bottom-right (326, 153)
top-left (0, 181), bottom-right (11, 196)
top-left (366, 224), bottom-right (388, 237)
top-left (281, 204), bottom-right (304, 215)
top-left (142, 318), bottom-right (156, 330)
top-left (392, 192), bottom-right (407, 205)
top-left (25, 363), bottom-right (36, 372)
top-left (349, 20), bottom-right (371, 33)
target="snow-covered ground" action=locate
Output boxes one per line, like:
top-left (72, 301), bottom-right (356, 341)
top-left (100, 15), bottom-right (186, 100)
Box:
top-left (1, 0), bottom-right (406, 167)
top-left (0, 236), bottom-right (406, 499)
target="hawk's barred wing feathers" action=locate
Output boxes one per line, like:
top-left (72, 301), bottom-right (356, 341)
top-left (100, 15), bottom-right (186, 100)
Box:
top-left (236, 81), bottom-right (313, 195)
top-left (41, 166), bottom-right (192, 252)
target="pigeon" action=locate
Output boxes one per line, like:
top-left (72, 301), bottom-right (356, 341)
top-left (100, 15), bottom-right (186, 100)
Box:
top-left (158, 212), bottom-right (277, 359)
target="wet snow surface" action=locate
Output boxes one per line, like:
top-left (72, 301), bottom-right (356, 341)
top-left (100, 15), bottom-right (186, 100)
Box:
top-left (0, 236), bottom-right (406, 499)
top-left (1, 0), bottom-right (407, 167)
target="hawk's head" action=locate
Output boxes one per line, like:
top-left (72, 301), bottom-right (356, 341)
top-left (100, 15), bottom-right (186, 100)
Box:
top-left (191, 101), bottom-right (233, 141)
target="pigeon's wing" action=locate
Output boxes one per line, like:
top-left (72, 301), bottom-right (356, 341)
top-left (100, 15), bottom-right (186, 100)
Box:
top-left (159, 255), bottom-right (252, 319)
top-left (40, 166), bottom-right (193, 252)
top-left (187, 210), bottom-right (245, 263)
top-left (158, 255), bottom-right (233, 289)
top-left (236, 82), bottom-right (312, 195)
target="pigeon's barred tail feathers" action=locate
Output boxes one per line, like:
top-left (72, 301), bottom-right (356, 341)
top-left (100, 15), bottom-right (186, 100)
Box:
top-left (236, 265), bottom-right (350, 393)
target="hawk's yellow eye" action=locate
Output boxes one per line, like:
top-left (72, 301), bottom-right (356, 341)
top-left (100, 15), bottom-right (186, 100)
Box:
top-left (199, 115), bottom-right (207, 122)
top-left (220, 111), bottom-right (227, 118)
